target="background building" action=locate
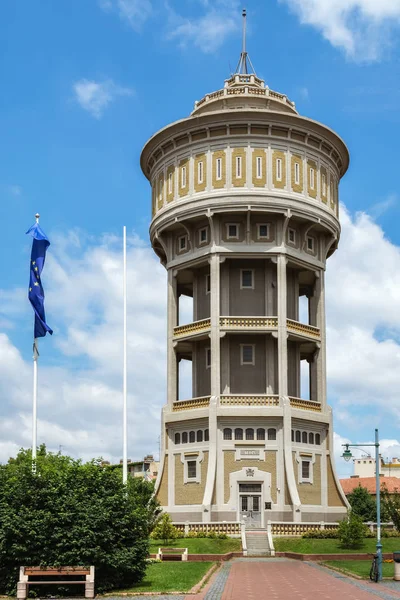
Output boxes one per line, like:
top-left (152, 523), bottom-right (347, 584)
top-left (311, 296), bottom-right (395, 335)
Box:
top-left (141, 24), bottom-right (349, 525)
top-left (104, 455), bottom-right (159, 481)
top-left (353, 456), bottom-right (400, 479)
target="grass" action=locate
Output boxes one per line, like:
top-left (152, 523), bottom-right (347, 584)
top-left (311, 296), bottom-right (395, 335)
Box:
top-left (273, 537), bottom-right (400, 555)
top-left (149, 537), bottom-right (242, 554)
top-left (324, 560), bottom-right (394, 579)
top-left (115, 562), bottom-right (214, 593)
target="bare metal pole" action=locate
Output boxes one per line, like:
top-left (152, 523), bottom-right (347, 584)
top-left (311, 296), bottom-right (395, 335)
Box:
top-left (242, 9), bottom-right (247, 56)
top-left (32, 212), bottom-right (40, 473)
top-left (122, 226), bottom-right (128, 485)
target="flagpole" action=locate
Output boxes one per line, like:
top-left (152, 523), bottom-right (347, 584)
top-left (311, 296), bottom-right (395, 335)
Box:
top-left (32, 212), bottom-right (40, 471)
top-left (122, 226), bottom-right (128, 485)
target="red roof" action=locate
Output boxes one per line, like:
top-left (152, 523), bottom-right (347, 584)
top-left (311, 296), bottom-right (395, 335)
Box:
top-left (340, 476), bottom-right (400, 495)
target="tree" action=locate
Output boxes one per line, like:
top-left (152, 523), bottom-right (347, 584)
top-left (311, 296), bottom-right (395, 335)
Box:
top-left (338, 511), bottom-right (367, 549)
top-left (347, 485), bottom-right (376, 521)
top-left (381, 484), bottom-right (400, 530)
top-left (0, 446), bottom-right (159, 594)
top-left (151, 513), bottom-right (179, 545)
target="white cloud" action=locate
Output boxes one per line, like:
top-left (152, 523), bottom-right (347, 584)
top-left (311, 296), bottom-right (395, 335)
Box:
top-left (73, 79), bottom-right (133, 119)
top-left (280, 0), bottom-right (400, 61)
top-left (99, 0), bottom-right (152, 31)
top-left (167, 0), bottom-right (240, 53)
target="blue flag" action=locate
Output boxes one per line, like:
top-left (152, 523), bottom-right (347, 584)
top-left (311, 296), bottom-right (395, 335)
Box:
top-left (26, 222), bottom-right (53, 338)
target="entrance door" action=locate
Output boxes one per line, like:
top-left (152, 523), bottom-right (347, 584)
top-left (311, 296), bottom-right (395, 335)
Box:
top-left (239, 483), bottom-right (262, 528)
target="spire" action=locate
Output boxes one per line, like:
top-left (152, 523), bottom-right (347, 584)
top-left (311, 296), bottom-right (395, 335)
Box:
top-left (234, 9), bottom-right (256, 75)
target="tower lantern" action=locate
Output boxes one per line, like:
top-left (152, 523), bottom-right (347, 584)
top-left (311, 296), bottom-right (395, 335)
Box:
top-left (141, 15), bottom-right (349, 525)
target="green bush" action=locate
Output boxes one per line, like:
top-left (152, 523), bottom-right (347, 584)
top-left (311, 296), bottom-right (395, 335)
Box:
top-left (151, 514), bottom-right (179, 544)
top-left (338, 512), bottom-right (368, 549)
top-left (217, 533), bottom-right (228, 539)
top-left (0, 447), bottom-right (157, 594)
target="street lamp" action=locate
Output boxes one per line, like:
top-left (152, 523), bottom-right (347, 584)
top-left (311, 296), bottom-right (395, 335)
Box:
top-left (341, 428), bottom-right (382, 582)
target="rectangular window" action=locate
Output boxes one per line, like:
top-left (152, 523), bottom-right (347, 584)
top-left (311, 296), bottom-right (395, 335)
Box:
top-left (179, 235), bottom-right (187, 251)
top-left (288, 228), bottom-right (296, 245)
top-left (236, 156), bottom-right (242, 179)
top-left (302, 461), bottom-right (310, 480)
top-left (168, 172), bottom-right (173, 194)
top-left (241, 344), bottom-right (255, 365)
top-left (181, 166), bottom-right (187, 188)
top-left (206, 348), bottom-right (211, 369)
top-left (295, 162), bottom-right (300, 185)
top-left (307, 236), bottom-right (314, 251)
top-left (241, 269), bottom-right (254, 289)
top-left (276, 158), bottom-right (282, 182)
top-left (257, 224), bottom-right (269, 239)
top-left (310, 168), bottom-right (315, 189)
top-left (187, 460), bottom-right (197, 479)
top-left (216, 158), bottom-right (222, 180)
top-left (198, 161), bottom-right (204, 184)
top-left (256, 156), bottom-right (262, 179)
top-left (199, 227), bottom-right (208, 244)
top-left (322, 173), bottom-right (326, 196)
top-left (227, 224), bottom-right (239, 239)
top-left (206, 274), bottom-right (211, 294)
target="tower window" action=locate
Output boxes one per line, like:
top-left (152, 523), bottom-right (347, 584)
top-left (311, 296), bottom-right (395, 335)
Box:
top-left (315, 433), bottom-right (321, 445)
top-left (198, 161), bottom-right (204, 184)
top-left (291, 430), bottom-right (294, 442)
top-left (302, 431), bottom-right (308, 444)
top-left (236, 156), bottom-right (242, 179)
top-left (197, 430), bottom-right (203, 443)
top-left (302, 460), bottom-right (310, 480)
top-left (322, 173), bottom-right (326, 196)
top-left (267, 428), bottom-right (277, 441)
top-left (189, 431), bottom-right (195, 443)
top-left (295, 430), bottom-right (301, 443)
top-left (199, 227), bottom-right (208, 244)
top-left (182, 432), bottom-right (188, 444)
top-left (175, 432), bottom-right (181, 445)
top-left (276, 158), bottom-right (282, 182)
top-left (187, 460), bottom-right (197, 479)
top-left (227, 223), bottom-right (239, 239)
top-left (294, 162), bottom-right (300, 186)
top-left (288, 228), bottom-right (296, 245)
top-left (241, 344), bottom-right (255, 365)
top-left (257, 224), bottom-right (269, 239)
top-left (246, 428), bottom-right (254, 441)
top-left (181, 166), bottom-right (187, 188)
top-left (168, 171), bottom-right (173, 194)
top-left (206, 274), bottom-right (211, 294)
top-left (257, 428), bottom-right (265, 441)
top-left (241, 269), bottom-right (254, 289)
top-left (307, 236), bottom-right (314, 251)
top-left (216, 157), bottom-right (222, 180)
top-left (310, 168), bottom-right (315, 190)
top-left (206, 347), bottom-right (211, 369)
top-left (256, 156), bottom-right (262, 179)
top-left (309, 432), bottom-right (314, 444)
top-left (179, 235), bottom-right (188, 251)
top-left (235, 428), bottom-right (243, 440)
top-left (204, 429), bottom-right (209, 441)
top-left (223, 428), bottom-right (232, 440)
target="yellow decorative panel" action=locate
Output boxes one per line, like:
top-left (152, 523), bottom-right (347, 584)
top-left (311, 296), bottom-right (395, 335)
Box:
top-left (175, 452), bottom-right (208, 505)
top-left (252, 149), bottom-right (267, 188)
top-left (327, 455), bottom-right (346, 507)
top-left (157, 173), bottom-right (164, 210)
top-left (212, 150), bottom-right (226, 189)
top-left (320, 166), bottom-right (328, 204)
top-left (296, 455), bottom-right (321, 506)
top-left (157, 456), bottom-right (168, 506)
top-left (231, 148), bottom-right (247, 188)
top-left (307, 159), bottom-right (317, 199)
top-left (166, 165), bottom-right (175, 203)
top-left (178, 158), bottom-right (190, 198)
top-left (272, 150), bottom-right (286, 189)
top-left (194, 153), bottom-right (207, 193)
top-left (223, 450), bottom-right (277, 504)
top-left (291, 155), bottom-right (303, 193)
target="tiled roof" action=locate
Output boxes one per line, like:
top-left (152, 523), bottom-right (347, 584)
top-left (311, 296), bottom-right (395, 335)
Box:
top-left (340, 476), bottom-right (400, 495)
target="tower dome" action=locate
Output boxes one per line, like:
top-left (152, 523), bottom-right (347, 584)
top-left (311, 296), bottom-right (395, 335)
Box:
top-left (141, 10), bottom-right (349, 526)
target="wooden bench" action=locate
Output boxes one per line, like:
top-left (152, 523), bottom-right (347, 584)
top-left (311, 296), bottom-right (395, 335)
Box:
top-left (156, 547), bottom-right (188, 561)
top-left (17, 566), bottom-right (95, 599)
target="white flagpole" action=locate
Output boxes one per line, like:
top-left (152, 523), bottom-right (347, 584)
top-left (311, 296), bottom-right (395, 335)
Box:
top-left (122, 226), bottom-right (128, 484)
top-left (32, 212), bottom-right (40, 471)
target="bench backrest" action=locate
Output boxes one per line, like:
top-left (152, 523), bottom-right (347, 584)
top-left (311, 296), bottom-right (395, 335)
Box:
top-left (23, 567), bottom-right (91, 577)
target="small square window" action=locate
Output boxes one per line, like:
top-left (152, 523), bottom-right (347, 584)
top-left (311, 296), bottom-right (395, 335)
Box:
top-left (198, 161), bottom-right (204, 184)
top-left (294, 162), bottom-right (300, 186)
top-left (241, 344), bottom-right (255, 365)
top-left (199, 227), bottom-right (208, 245)
top-left (216, 158), bottom-right (222, 181)
top-left (256, 156), bottom-right (263, 179)
top-left (276, 158), bottom-right (282, 182)
top-left (288, 228), bottom-right (296, 245)
top-left (187, 460), bottom-right (197, 479)
top-left (205, 274), bottom-right (211, 294)
top-left (241, 269), bottom-right (254, 289)
top-left (257, 224), bottom-right (269, 239)
top-left (307, 236), bottom-right (314, 251)
top-left (179, 235), bottom-right (188, 251)
top-left (206, 348), bottom-right (211, 369)
top-left (227, 224), bottom-right (239, 239)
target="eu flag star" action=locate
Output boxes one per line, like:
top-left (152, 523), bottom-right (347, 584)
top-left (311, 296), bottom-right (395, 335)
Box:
top-left (34, 282), bottom-right (39, 286)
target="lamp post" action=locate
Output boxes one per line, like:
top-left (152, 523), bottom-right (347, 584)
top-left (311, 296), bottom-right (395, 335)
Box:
top-left (342, 429), bottom-right (382, 582)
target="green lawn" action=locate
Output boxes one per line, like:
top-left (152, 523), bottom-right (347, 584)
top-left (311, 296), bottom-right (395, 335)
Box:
top-left (274, 537), bottom-right (400, 554)
top-left (149, 537), bottom-right (242, 554)
top-left (324, 560), bottom-right (394, 579)
top-left (114, 562), bottom-right (214, 593)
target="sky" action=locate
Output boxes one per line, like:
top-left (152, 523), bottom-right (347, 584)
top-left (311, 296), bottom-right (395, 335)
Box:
top-left (1, 0), bottom-right (400, 477)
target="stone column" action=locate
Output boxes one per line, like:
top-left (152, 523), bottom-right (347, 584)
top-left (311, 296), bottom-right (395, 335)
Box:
top-left (315, 270), bottom-right (327, 409)
top-left (209, 254), bottom-right (221, 397)
top-left (167, 269), bottom-right (178, 406)
top-left (277, 255), bottom-right (288, 398)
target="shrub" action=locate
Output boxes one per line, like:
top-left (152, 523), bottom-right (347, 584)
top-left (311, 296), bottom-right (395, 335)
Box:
top-left (206, 531), bottom-right (217, 539)
top-left (338, 512), bottom-right (368, 549)
top-left (0, 446), bottom-right (156, 594)
top-left (217, 533), bottom-right (228, 539)
top-left (151, 513), bottom-right (179, 545)
top-left (347, 486), bottom-right (376, 521)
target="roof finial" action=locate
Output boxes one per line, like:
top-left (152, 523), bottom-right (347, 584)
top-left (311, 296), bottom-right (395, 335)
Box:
top-left (235, 8), bottom-right (256, 76)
